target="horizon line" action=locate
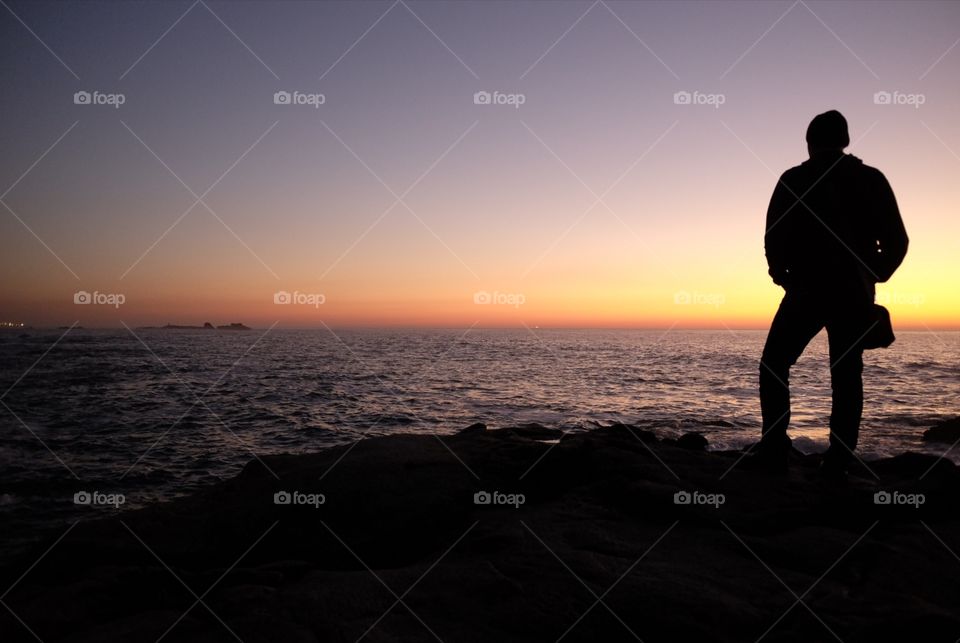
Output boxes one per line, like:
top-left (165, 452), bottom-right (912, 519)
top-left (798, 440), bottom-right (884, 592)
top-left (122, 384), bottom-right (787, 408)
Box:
top-left (9, 325), bottom-right (960, 332)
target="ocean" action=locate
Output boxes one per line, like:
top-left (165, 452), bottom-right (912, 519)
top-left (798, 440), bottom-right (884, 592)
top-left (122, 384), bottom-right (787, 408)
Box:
top-left (1, 327), bottom-right (957, 554)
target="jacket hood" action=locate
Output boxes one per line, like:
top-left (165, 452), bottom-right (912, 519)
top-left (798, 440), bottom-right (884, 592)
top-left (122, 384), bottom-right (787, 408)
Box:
top-left (802, 153), bottom-right (863, 170)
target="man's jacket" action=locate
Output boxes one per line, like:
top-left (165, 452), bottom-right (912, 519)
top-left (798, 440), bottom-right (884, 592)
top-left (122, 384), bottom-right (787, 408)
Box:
top-left (765, 153), bottom-right (908, 296)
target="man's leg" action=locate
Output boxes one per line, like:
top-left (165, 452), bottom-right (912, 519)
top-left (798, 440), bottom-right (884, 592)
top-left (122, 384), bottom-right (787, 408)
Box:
top-left (759, 291), bottom-right (823, 456)
top-left (825, 312), bottom-right (867, 466)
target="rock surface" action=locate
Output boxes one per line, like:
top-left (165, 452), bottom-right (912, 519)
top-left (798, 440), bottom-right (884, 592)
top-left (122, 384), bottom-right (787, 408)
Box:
top-left (923, 417), bottom-right (960, 443)
top-left (2, 424), bottom-right (959, 642)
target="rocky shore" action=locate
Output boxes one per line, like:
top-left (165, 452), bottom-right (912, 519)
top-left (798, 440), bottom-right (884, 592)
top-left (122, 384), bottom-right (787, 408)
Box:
top-left (3, 423), bottom-right (959, 642)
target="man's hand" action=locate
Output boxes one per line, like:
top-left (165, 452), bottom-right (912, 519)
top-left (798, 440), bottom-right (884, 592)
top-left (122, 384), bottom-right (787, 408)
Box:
top-left (769, 268), bottom-right (790, 287)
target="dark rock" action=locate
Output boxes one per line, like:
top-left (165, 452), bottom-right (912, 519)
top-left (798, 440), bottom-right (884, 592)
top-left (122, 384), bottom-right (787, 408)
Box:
top-left (3, 428), bottom-right (960, 642)
top-left (491, 422), bottom-right (564, 440)
top-left (457, 422), bottom-right (487, 435)
top-left (605, 422), bottom-right (658, 442)
top-left (677, 432), bottom-right (709, 450)
top-left (923, 417), bottom-right (960, 443)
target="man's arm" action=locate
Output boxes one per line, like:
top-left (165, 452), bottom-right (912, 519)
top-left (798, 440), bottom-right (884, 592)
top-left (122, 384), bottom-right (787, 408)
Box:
top-left (764, 174), bottom-right (795, 286)
top-left (871, 170), bottom-right (908, 282)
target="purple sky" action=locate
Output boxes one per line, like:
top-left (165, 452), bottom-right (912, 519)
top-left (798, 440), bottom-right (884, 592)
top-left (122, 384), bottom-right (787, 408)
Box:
top-left (1, 0), bottom-right (958, 328)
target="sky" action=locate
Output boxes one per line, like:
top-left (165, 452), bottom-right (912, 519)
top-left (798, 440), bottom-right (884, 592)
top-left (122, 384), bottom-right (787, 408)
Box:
top-left (1, 0), bottom-right (958, 329)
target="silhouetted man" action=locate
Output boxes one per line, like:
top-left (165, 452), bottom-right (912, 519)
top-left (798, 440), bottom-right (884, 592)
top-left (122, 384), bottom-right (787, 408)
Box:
top-left (757, 110), bottom-right (908, 476)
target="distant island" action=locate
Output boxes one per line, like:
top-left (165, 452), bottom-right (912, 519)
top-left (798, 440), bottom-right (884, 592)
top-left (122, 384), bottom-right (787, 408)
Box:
top-left (135, 322), bottom-right (252, 331)
top-left (161, 323), bottom-right (215, 330)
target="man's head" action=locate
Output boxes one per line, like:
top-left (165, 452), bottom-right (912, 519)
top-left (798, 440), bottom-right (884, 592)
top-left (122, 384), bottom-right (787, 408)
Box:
top-left (806, 110), bottom-right (849, 157)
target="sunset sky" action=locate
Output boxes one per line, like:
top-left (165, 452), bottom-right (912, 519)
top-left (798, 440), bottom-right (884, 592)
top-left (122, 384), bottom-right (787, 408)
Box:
top-left (1, 0), bottom-right (958, 329)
